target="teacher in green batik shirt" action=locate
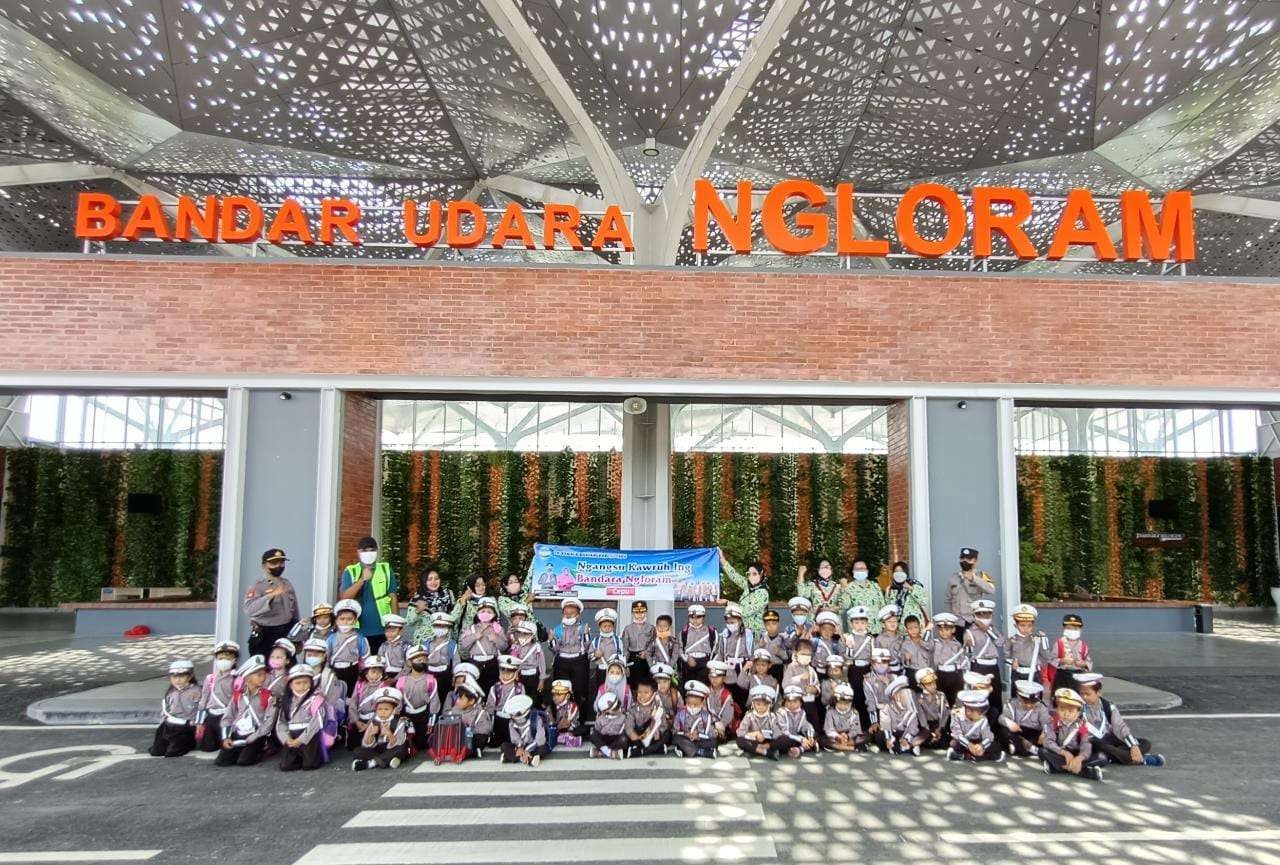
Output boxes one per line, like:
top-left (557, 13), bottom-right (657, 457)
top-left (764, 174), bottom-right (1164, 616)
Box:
top-left (717, 548), bottom-right (771, 638)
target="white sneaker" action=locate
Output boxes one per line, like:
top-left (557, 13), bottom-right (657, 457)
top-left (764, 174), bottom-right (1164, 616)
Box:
top-left (387, 757), bottom-right (401, 769)
top-left (589, 745), bottom-right (599, 758)
top-left (531, 754), bottom-right (541, 768)
top-left (912, 745), bottom-right (921, 757)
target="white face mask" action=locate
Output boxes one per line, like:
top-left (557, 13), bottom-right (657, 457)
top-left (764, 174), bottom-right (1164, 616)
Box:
top-left (794, 655), bottom-right (811, 667)
top-left (873, 663), bottom-right (889, 675)
top-left (727, 622), bottom-right (739, 633)
top-left (338, 623), bottom-right (354, 633)
top-left (358, 550), bottom-right (378, 565)
top-left (607, 673), bottom-right (623, 684)
top-left (892, 570), bottom-right (906, 582)
top-left (1063, 628), bottom-right (1081, 640)
top-left (433, 626), bottom-right (450, 638)
top-left (792, 614), bottom-right (808, 625)
top-left (304, 654), bottom-right (325, 668)
top-left (215, 658), bottom-right (234, 672)
top-left (852, 569), bottom-right (869, 581)
top-left (562, 616), bottom-right (578, 626)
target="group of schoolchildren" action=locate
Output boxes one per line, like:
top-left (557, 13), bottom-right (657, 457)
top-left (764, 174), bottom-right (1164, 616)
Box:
top-left (152, 584), bottom-right (1165, 782)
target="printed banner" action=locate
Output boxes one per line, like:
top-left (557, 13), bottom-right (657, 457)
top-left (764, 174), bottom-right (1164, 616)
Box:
top-left (528, 544), bottom-right (720, 602)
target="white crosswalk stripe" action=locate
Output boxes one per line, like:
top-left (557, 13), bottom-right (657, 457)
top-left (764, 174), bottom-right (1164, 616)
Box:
top-left (293, 748), bottom-right (776, 865)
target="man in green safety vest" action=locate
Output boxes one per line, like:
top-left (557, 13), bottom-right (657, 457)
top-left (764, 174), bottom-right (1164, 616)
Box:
top-left (338, 536), bottom-right (399, 653)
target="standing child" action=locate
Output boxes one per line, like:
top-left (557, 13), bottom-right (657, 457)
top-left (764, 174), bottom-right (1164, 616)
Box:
top-left (328, 599), bottom-right (369, 695)
top-left (672, 680), bottom-right (720, 758)
top-left (821, 683), bottom-right (865, 753)
top-left (590, 609), bottom-right (625, 703)
top-left (550, 598), bottom-right (592, 720)
top-left (1001, 679), bottom-right (1050, 757)
top-left (626, 678), bottom-right (669, 757)
top-left (965, 599), bottom-right (1003, 714)
top-left (738, 649), bottom-right (779, 707)
top-left (289, 602), bottom-right (334, 649)
top-left (215, 655), bottom-right (276, 767)
top-left (301, 638), bottom-right (345, 744)
top-left (774, 685), bottom-right (818, 758)
top-left (843, 606), bottom-right (875, 729)
top-left (1005, 604), bottom-right (1049, 698)
top-left (812, 611), bottom-right (844, 681)
top-left (352, 687), bottom-right (409, 771)
top-left (718, 603), bottom-right (754, 705)
top-left (548, 679), bottom-right (583, 748)
top-left (760, 610), bottom-right (789, 683)
top-left (648, 614), bottom-right (679, 676)
top-left (863, 647), bottom-right (896, 743)
top-left (347, 656), bottom-right (388, 743)
top-left (879, 675), bottom-right (925, 756)
top-left (705, 661), bottom-right (738, 742)
top-left (276, 665), bottom-right (329, 772)
top-left (914, 668), bottom-right (950, 750)
top-left (874, 606), bottom-right (905, 675)
top-left (678, 604), bottom-right (717, 685)
top-left (737, 685), bottom-right (781, 760)
top-left (485, 655), bottom-right (526, 747)
top-left (1049, 614), bottom-right (1092, 694)
top-left (622, 601), bottom-right (656, 687)
top-left (501, 694), bottom-right (548, 767)
top-left (397, 646), bottom-right (440, 756)
top-left (377, 614), bottom-right (409, 678)
top-left (1041, 688), bottom-right (1105, 781)
top-left (589, 691), bottom-right (628, 759)
top-left (425, 612), bottom-right (459, 700)
top-left (781, 639), bottom-right (821, 732)
top-left (460, 597), bottom-right (508, 695)
top-left (899, 615), bottom-right (931, 689)
top-left (149, 659), bottom-right (201, 758)
top-left (510, 620), bottom-right (547, 707)
top-left (947, 690), bottom-right (1003, 763)
top-left (196, 640), bottom-right (240, 751)
top-left (1075, 673), bottom-right (1165, 767)
top-left (929, 613), bottom-right (968, 706)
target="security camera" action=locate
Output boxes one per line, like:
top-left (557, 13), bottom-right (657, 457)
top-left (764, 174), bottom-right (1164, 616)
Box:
top-left (280, 391), bottom-right (293, 401)
top-left (956, 400), bottom-right (968, 410)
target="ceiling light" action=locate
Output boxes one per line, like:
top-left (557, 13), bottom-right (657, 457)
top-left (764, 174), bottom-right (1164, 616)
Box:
top-left (642, 136), bottom-right (659, 156)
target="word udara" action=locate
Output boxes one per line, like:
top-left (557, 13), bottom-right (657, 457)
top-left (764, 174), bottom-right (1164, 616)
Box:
top-left (73, 180), bottom-right (1195, 261)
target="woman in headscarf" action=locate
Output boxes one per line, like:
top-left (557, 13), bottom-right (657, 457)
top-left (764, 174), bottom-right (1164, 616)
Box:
top-left (886, 561), bottom-right (928, 627)
top-left (405, 565), bottom-right (456, 645)
top-left (718, 548), bottom-right (771, 639)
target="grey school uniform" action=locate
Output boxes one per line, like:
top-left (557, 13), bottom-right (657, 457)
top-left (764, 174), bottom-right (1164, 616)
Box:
top-left (361, 715), bottom-right (409, 750)
top-left (781, 662), bottom-right (820, 704)
top-left (949, 711), bottom-right (995, 750)
top-left (899, 637), bottom-right (932, 672)
top-left (377, 637), bottom-right (409, 676)
top-left (347, 682), bottom-right (383, 725)
top-left (760, 632), bottom-right (791, 665)
top-left (222, 687), bottom-right (276, 744)
top-left (1002, 699), bottom-right (1051, 734)
top-left (873, 632), bottom-right (905, 669)
top-left (880, 696), bottom-right (921, 738)
top-left (593, 708), bottom-right (627, 737)
top-left (1042, 716), bottom-right (1092, 759)
top-left (397, 673), bottom-right (440, 718)
top-left (1005, 631), bottom-right (1050, 680)
top-left (460, 623), bottom-right (509, 662)
top-left (822, 705), bottom-right (862, 740)
top-left (718, 628), bottom-right (754, 669)
top-left (315, 668), bottom-right (347, 714)
top-left (647, 633), bottom-right (678, 668)
top-left (276, 695), bottom-right (325, 745)
top-left (916, 689), bottom-right (950, 730)
top-left (820, 675), bottom-right (851, 707)
top-left (197, 669), bottom-right (235, 725)
top-left (162, 683), bottom-right (202, 725)
top-left (930, 637), bottom-right (969, 674)
top-left (863, 673), bottom-right (894, 724)
top-left (626, 697), bottom-right (669, 740)
top-left (511, 640), bottom-right (547, 681)
top-left (678, 624), bottom-right (716, 665)
top-left (508, 714), bottom-right (548, 751)
top-left (967, 625), bottom-right (1002, 666)
top-left (447, 702), bottom-right (494, 737)
top-left (1082, 699), bottom-right (1140, 748)
top-left (706, 685), bottom-right (736, 733)
top-left (426, 638), bottom-right (457, 672)
top-left (774, 707), bottom-right (814, 740)
top-left (843, 633), bottom-right (875, 672)
top-left (329, 630), bottom-right (366, 671)
top-left (485, 679), bottom-right (525, 718)
top-left (737, 711), bottom-right (777, 741)
top-left (737, 670), bottom-right (778, 700)
top-left (622, 622), bottom-right (656, 655)
top-left (673, 706), bottom-right (717, 742)
top-left (812, 636), bottom-right (843, 676)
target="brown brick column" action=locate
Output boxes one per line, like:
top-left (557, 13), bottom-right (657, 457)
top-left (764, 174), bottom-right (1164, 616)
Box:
top-left (886, 400), bottom-right (910, 567)
top-left (336, 393), bottom-right (379, 570)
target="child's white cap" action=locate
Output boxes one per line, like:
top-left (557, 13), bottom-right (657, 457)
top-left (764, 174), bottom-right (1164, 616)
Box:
top-left (302, 637), bottom-right (328, 654)
top-left (560, 597), bottom-right (583, 610)
top-left (749, 685), bottom-right (777, 702)
top-left (781, 684), bottom-right (805, 700)
top-left (212, 640), bottom-right (240, 655)
top-left (871, 647), bottom-right (892, 661)
top-left (236, 655), bottom-right (267, 677)
top-left (788, 596), bottom-right (811, 610)
top-left (650, 663), bottom-right (674, 679)
top-left (167, 659), bottom-right (194, 675)
top-left (846, 605), bottom-right (870, 621)
top-left (816, 611), bottom-right (840, 627)
top-left (958, 689), bottom-right (989, 709)
top-left (286, 664), bottom-right (316, 682)
top-left (825, 654), bottom-right (846, 667)
top-left (684, 680), bottom-right (710, 698)
top-left (688, 604), bottom-right (707, 616)
top-left (914, 667), bottom-right (937, 684)
top-left (724, 603), bottom-right (743, 619)
top-left (405, 645), bottom-right (427, 661)
top-left (333, 598), bottom-right (362, 618)
top-left (497, 654), bottom-right (521, 671)
top-left (457, 678), bottom-right (483, 699)
top-left (606, 654), bottom-right (629, 671)
top-left (932, 612), bottom-right (960, 626)
top-left (833, 683), bottom-right (855, 701)
top-left (595, 691), bottom-right (619, 712)
top-left (594, 608), bottom-right (617, 623)
top-left (383, 614), bottom-right (406, 628)
top-left (1014, 679), bottom-right (1044, 698)
top-left (963, 670), bottom-right (992, 687)
top-left (550, 679), bottom-right (572, 692)
top-left (504, 693), bottom-right (533, 718)
top-left (706, 660), bottom-right (729, 676)
top-left (373, 686), bottom-right (403, 707)
top-left (1012, 603), bottom-right (1038, 622)
top-left (360, 655), bottom-right (386, 671)
top-left (452, 661), bottom-right (480, 680)
top-left (752, 648), bottom-right (773, 662)
top-left (885, 675), bottom-right (910, 697)
top-left (877, 604), bottom-right (900, 622)
top-left (1074, 672), bottom-right (1104, 689)
top-left (431, 612), bottom-right (453, 627)
top-left (971, 599), bottom-right (996, 614)
top-left (477, 596), bottom-right (498, 611)
top-left (514, 620), bottom-right (537, 635)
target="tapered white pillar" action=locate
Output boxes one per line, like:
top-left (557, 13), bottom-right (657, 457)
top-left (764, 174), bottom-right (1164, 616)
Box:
top-left (620, 402), bottom-right (673, 621)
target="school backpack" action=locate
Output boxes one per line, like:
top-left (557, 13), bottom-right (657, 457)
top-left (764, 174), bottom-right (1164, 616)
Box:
top-left (428, 714), bottom-right (469, 764)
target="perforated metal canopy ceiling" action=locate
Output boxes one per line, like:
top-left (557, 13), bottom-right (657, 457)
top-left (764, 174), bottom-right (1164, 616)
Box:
top-left (1, 0), bottom-right (1280, 272)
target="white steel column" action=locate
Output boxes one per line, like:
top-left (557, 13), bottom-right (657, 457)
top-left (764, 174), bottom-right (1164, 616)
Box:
top-left (214, 388), bottom-right (249, 642)
top-left (621, 402), bottom-right (673, 620)
top-left (995, 397), bottom-right (1023, 629)
top-left (907, 396), bottom-right (933, 608)
top-left (311, 389), bottom-right (344, 611)
top-left (370, 398), bottom-right (385, 539)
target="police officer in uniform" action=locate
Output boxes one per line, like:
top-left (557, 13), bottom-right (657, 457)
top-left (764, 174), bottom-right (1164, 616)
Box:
top-left (946, 547), bottom-right (994, 639)
top-left (243, 549), bottom-right (301, 657)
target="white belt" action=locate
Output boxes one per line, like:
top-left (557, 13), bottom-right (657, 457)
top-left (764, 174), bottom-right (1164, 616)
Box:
top-left (1014, 666), bottom-right (1035, 674)
top-left (428, 665), bottom-right (448, 672)
top-left (558, 652), bottom-right (581, 659)
top-left (974, 659), bottom-right (998, 666)
top-left (939, 664), bottom-right (956, 672)
top-left (163, 713), bottom-right (193, 726)
top-left (727, 658), bottom-right (746, 665)
top-left (688, 653), bottom-right (708, 659)
top-left (333, 661), bottom-right (353, 669)
top-left (472, 654), bottom-right (495, 662)
top-left (853, 660), bottom-right (870, 667)
top-left (288, 723), bottom-right (308, 732)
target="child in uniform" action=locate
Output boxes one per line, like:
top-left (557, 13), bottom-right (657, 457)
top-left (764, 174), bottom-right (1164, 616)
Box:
top-left (812, 611), bottom-right (844, 680)
top-left (347, 656), bottom-right (389, 744)
top-left (863, 647), bottom-right (896, 743)
top-left (276, 664), bottom-right (329, 772)
top-left (377, 614), bottom-right (409, 678)
top-left (705, 660), bottom-right (738, 742)
top-left (445, 662), bottom-right (481, 711)
top-left (672, 680), bottom-right (720, 758)
top-left (785, 597), bottom-right (816, 650)
top-left (1041, 687), bottom-right (1104, 781)
top-left (351, 686), bottom-right (409, 771)
top-left (874, 606), bottom-right (905, 675)
top-left (821, 683), bottom-right (865, 753)
top-left (397, 645), bottom-right (440, 756)
top-left (215, 654), bottom-right (276, 767)
top-left (150, 659), bottom-right (201, 758)
top-left (328, 599), bottom-right (369, 695)
top-left (1049, 613), bottom-right (1092, 694)
top-left (781, 639), bottom-right (821, 731)
top-left (964, 670), bottom-right (1007, 751)
top-left (929, 612), bottom-right (968, 706)
top-left (485, 654), bottom-right (526, 747)
top-left (651, 663), bottom-right (683, 721)
top-left (879, 675), bottom-right (925, 756)
top-left (648, 613), bottom-right (679, 677)
top-left (590, 691), bottom-right (628, 759)
top-left (622, 601), bottom-right (656, 687)
top-left (1005, 603), bottom-right (1049, 698)
top-left (914, 668), bottom-right (950, 750)
top-left (265, 638), bottom-right (297, 699)
top-left (819, 654), bottom-right (850, 709)
top-left (626, 678), bottom-right (670, 756)
top-left (678, 604), bottom-right (717, 685)
top-left (501, 693), bottom-right (549, 767)
top-left (301, 638), bottom-right (345, 746)
top-left (1001, 679), bottom-right (1050, 757)
top-left (738, 649), bottom-right (779, 707)
top-left (196, 639), bottom-right (240, 751)
top-left (965, 599), bottom-right (1003, 714)
top-left (718, 603), bottom-right (754, 705)
top-left (1075, 673), bottom-right (1165, 767)
top-left (759, 610), bottom-right (789, 682)
top-left (774, 685), bottom-right (818, 758)
top-left (548, 679), bottom-right (583, 748)
top-left (899, 615), bottom-right (931, 689)
top-left (948, 689), bottom-right (1003, 763)
top-left (439, 678), bottom-right (492, 759)
top-left (590, 609), bottom-right (625, 703)
top-left (596, 654), bottom-right (633, 709)
top-left (737, 685), bottom-right (781, 760)
top-left (843, 606), bottom-right (875, 729)
top-left (288, 602), bottom-right (334, 649)
top-left (425, 612), bottom-right (459, 700)
top-left (510, 620), bottom-right (547, 706)
top-left (550, 598), bottom-right (592, 721)
top-left (460, 597), bottom-right (508, 695)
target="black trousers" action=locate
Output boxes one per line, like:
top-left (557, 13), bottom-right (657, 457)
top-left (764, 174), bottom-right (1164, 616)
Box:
top-left (589, 729), bottom-right (627, 750)
top-left (491, 716), bottom-right (511, 747)
top-left (553, 656), bottom-right (590, 721)
top-left (775, 733), bottom-right (814, 755)
top-left (949, 739), bottom-right (1002, 761)
top-left (248, 622), bottom-right (295, 658)
top-left (279, 737), bottom-right (323, 771)
top-left (737, 734), bottom-right (783, 757)
top-left (1009, 728), bottom-right (1044, 757)
top-left (1092, 733), bottom-right (1152, 764)
top-left (672, 734), bottom-right (717, 757)
top-left (627, 653), bottom-right (651, 688)
top-left (353, 742), bottom-right (408, 767)
top-left (519, 673), bottom-right (542, 709)
top-left (973, 662), bottom-right (1003, 714)
top-left (879, 728), bottom-right (926, 753)
top-left (680, 657), bottom-right (710, 685)
top-left (405, 710), bottom-right (431, 754)
top-left (333, 665), bottom-right (360, 696)
top-left (197, 716), bottom-right (225, 752)
top-left (936, 670), bottom-right (964, 709)
top-left (848, 668), bottom-right (871, 730)
top-left (820, 731), bottom-right (867, 750)
top-left (1051, 666), bottom-right (1081, 694)
top-left (214, 738), bottom-right (267, 767)
top-left (922, 720), bottom-right (950, 750)
top-left (474, 658), bottom-right (500, 697)
top-left (628, 737), bottom-right (666, 757)
top-left (500, 741), bottom-right (549, 763)
top-left (149, 722), bottom-right (195, 758)
top-left (1042, 747), bottom-right (1106, 774)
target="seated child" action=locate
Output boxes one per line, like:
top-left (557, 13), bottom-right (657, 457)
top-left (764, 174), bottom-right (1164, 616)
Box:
top-left (626, 678), bottom-right (670, 757)
top-left (820, 654), bottom-right (849, 707)
top-left (596, 654), bottom-right (633, 710)
top-left (149, 659), bottom-right (201, 758)
top-left (874, 605), bottom-right (905, 674)
top-left (377, 614), bottom-right (409, 678)
top-left (548, 679), bottom-right (582, 748)
top-left (500, 693), bottom-right (548, 767)
top-left (276, 664), bottom-right (330, 772)
top-left (672, 680), bottom-right (720, 759)
top-left (1041, 687), bottom-right (1105, 781)
top-left (347, 656), bottom-right (388, 744)
top-left (914, 668), bottom-right (950, 750)
top-left (485, 655), bottom-right (526, 746)
top-left (948, 689), bottom-right (1003, 763)
top-left (651, 664), bottom-right (683, 722)
top-left (590, 691), bottom-right (628, 759)
top-left (963, 669), bottom-right (1007, 751)
top-left (738, 649), bottom-right (779, 706)
top-left (265, 638), bottom-right (297, 700)
top-left (397, 646), bottom-right (440, 755)
top-left (879, 675), bottom-right (925, 756)
top-left (352, 686), bottom-right (409, 771)
top-left (1076, 673), bottom-right (1165, 767)
top-left (215, 654), bottom-right (275, 767)
top-left (774, 685), bottom-right (818, 757)
top-left (1001, 679), bottom-right (1050, 757)
top-left (781, 640), bottom-right (821, 731)
top-left (705, 661), bottom-right (738, 742)
top-left (812, 611), bottom-right (844, 679)
top-left (434, 677), bottom-right (492, 760)
top-left (737, 684), bottom-right (781, 760)
top-left (445, 662), bottom-right (481, 711)
top-left (821, 683), bottom-right (865, 753)
top-left (196, 639), bottom-right (240, 752)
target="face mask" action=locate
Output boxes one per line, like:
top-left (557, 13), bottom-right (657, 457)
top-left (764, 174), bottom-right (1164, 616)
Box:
top-left (518, 635), bottom-right (532, 645)
top-left (607, 673), bottom-right (623, 684)
top-left (269, 657), bottom-right (285, 670)
top-left (873, 663), bottom-right (889, 675)
top-left (792, 614), bottom-right (808, 625)
top-left (477, 610), bottom-right (494, 623)
top-left (795, 655), bottom-right (811, 667)
top-left (960, 561), bottom-right (975, 571)
top-left (267, 565), bottom-right (285, 577)
top-left (433, 626), bottom-right (450, 638)
top-left (852, 569), bottom-right (869, 581)
top-left (304, 654), bottom-right (325, 668)
top-left (338, 623), bottom-right (354, 633)
top-left (892, 571), bottom-right (906, 583)
top-left (562, 616), bottom-right (578, 626)
top-left (727, 622), bottom-right (739, 633)
top-left (213, 658), bottom-right (233, 672)
top-left (1063, 628), bottom-right (1081, 640)
top-left (411, 661), bottom-right (429, 672)
top-left (359, 550), bottom-right (378, 565)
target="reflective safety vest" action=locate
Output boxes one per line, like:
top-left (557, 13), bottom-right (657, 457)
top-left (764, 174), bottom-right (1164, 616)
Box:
top-left (344, 561), bottom-right (393, 627)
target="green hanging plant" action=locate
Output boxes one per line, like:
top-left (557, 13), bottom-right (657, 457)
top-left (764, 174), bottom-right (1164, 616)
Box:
top-left (379, 452), bottom-right (411, 582)
top-left (503, 452), bottom-right (527, 574)
top-left (772, 453), bottom-right (798, 596)
top-left (856, 454), bottom-right (888, 574)
top-left (705, 453), bottom-right (723, 546)
top-left (732, 453), bottom-right (761, 563)
top-left (0, 449), bottom-right (39, 607)
top-left (672, 453), bottom-right (695, 548)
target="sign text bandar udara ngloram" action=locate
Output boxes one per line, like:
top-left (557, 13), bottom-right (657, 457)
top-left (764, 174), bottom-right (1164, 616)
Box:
top-left (73, 179), bottom-right (1196, 262)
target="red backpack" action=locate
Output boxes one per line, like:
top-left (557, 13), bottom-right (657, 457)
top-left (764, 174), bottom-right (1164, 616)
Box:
top-left (427, 715), bottom-right (468, 764)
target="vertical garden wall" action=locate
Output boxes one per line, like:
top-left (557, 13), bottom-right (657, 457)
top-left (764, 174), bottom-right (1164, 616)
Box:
top-left (0, 447), bottom-right (222, 605)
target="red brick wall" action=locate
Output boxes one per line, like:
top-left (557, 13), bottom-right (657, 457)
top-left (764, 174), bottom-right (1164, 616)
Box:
top-left (885, 401), bottom-right (909, 567)
top-left (337, 393), bottom-right (377, 573)
top-left (1, 255), bottom-right (1277, 387)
